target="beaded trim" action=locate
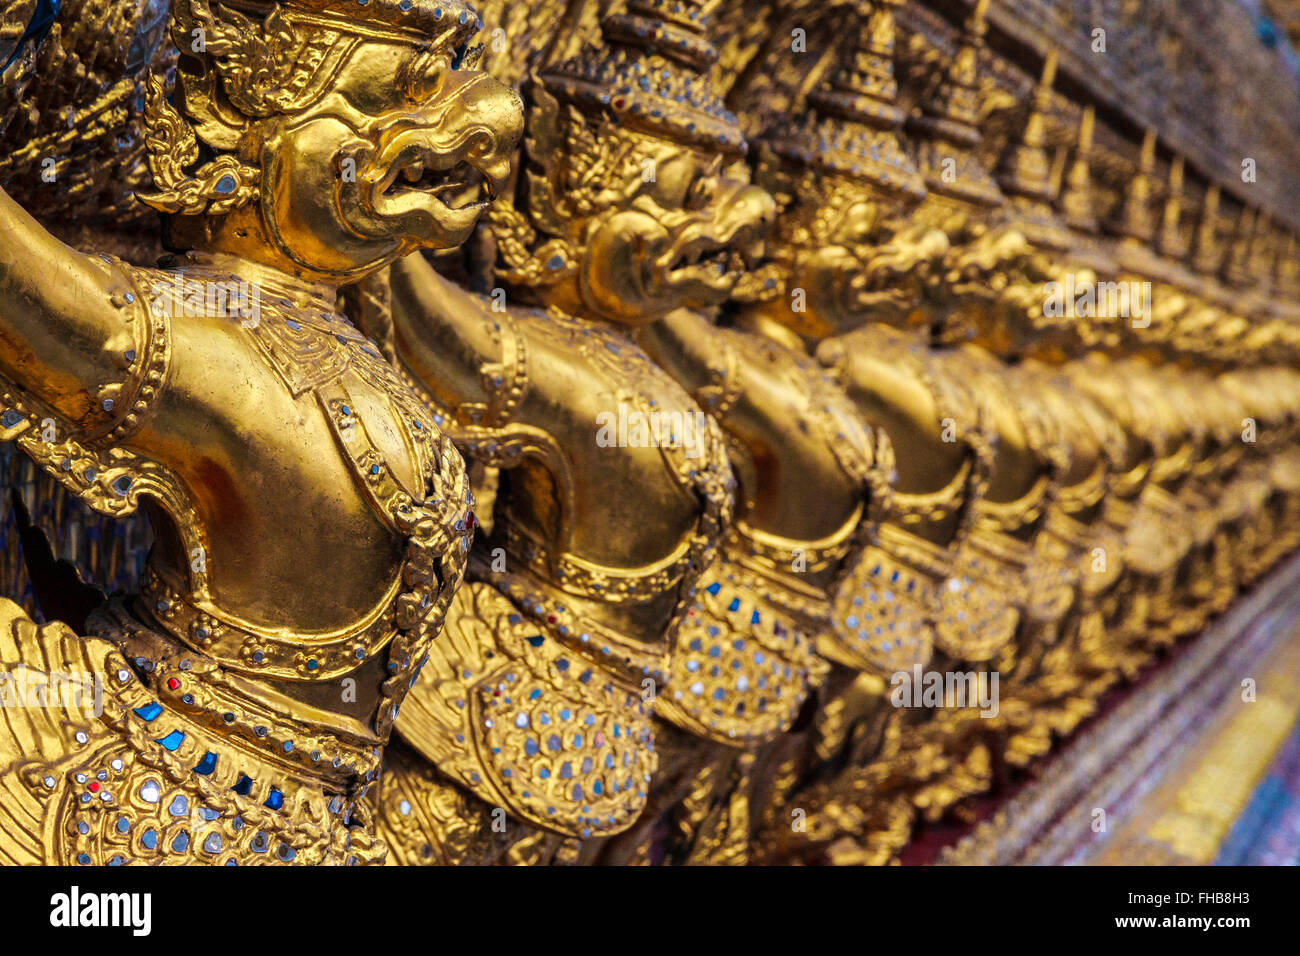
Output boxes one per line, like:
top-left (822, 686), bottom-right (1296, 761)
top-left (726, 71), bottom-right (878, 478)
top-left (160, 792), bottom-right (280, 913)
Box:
top-left (933, 542), bottom-right (1022, 662)
top-left (94, 600), bottom-right (384, 787)
top-left (1055, 458), bottom-right (1108, 515)
top-left (876, 521), bottom-right (958, 581)
top-left (393, 580), bottom-right (658, 839)
top-left (139, 566), bottom-right (405, 683)
top-left (727, 504), bottom-right (864, 583)
top-left (0, 260), bottom-right (177, 521)
top-left (451, 303), bottom-right (530, 430)
top-left (973, 471), bottom-right (1052, 535)
top-left (49, 630), bottom-right (381, 864)
top-left (92, 260), bottom-right (172, 448)
top-left (1110, 460), bottom-right (1151, 500)
top-left (1150, 440), bottom-right (1195, 485)
top-left (504, 521), bottom-right (695, 605)
top-left (892, 458), bottom-right (974, 526)
top-left (725, 548), bottom-right (836, 635)
top-left (822, 325), bottom-right (995, 542)
top-left (963, 522), bottom-right (1034, 570)
top-left (484, 564), bottom-right (669, 685)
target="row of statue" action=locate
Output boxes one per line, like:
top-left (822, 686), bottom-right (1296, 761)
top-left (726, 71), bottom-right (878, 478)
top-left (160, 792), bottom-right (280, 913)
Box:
top-left (1, 0), bottom-right (1298, 866)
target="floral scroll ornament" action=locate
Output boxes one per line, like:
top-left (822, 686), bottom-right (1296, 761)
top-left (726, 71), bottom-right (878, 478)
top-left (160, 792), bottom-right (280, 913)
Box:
top-left (135, 0), bottom-right (313, 216)
top-left (136, 70), bottom-right (260, 216)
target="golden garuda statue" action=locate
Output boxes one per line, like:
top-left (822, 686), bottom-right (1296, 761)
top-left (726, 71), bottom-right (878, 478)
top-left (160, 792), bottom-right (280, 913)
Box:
top-left (2, 0), bottom-right (1300, 869)
top-left (0, 0), bottom-right (523, 864)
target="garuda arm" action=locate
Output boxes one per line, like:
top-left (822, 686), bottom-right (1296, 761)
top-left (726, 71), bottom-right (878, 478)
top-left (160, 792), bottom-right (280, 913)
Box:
top-left (0, 185), bottom-right (142, 439)
top-left (387, 251), bottom-right (582, 535)
top-left (386, 251), bottom-right (507, 423)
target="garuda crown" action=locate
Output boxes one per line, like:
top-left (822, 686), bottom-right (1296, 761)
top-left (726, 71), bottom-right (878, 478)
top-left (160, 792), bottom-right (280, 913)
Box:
top-left (540, 0), bottom-right (746, 156)
top-left (763, 0), bottom-right (924, 201)
top-left (905, 0), bottom-right (1004, 208)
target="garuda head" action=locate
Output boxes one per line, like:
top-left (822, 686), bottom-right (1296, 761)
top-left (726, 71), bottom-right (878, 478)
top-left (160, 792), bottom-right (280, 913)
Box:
top-left (138, 0), bottom-right (524, 282)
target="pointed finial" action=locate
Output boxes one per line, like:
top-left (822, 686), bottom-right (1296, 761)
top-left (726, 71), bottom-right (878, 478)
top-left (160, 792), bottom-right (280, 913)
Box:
top-left (904, 0), bottom-right (1002, 206)
top-left (1192, 182), bottom-right (1223, 274)
top-left (1061, 106), bottom-right (1097, 233)
top-left (542, 0), bottom-right (745, 155)
top-left (1249, 212), bottom-right (1276, 289)
top-left (997, 48), bottom-right (1059, 203)
top-left (1116, 128), bottom-right (1158, 243)
top-left (1277, 232), bottom-right (1300, 298)
top-left (767, 0), bottom-right (924, 199)
top-left (993, 48), bottom-right (1070, 250)
top-left (1040, 46), bottom-right (1058, 89)
top-left (1158, 155), bottom-right (1188, 260)
top-left (1223, 203), bottom-right (1258, 286)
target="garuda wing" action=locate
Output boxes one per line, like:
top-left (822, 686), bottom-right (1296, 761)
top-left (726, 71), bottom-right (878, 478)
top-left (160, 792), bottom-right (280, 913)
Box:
top-left (0, 596), bottom-right (120, 865)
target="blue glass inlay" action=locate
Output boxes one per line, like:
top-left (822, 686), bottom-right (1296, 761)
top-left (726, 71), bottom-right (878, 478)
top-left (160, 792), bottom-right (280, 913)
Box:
top-left (133, 701), bottom-right (163, 722)
top-left (155, 729), bottom-right (185, 751)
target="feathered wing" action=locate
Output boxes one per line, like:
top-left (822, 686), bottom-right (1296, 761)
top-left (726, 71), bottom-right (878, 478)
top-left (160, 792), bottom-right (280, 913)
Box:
top-left (394, 582), bottom-right (501, 769)
top-left (0, 0), bottom-right (174, 231)
top-left (0, 597), bottom-right (117, 865)
top-left (0, 0), bottom-right (40, 69)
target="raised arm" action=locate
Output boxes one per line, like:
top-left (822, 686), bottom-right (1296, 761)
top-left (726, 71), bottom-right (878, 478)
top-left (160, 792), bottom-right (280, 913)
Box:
top-left (0, 186), bottom-right (146, 435)
top-left (389, 251), bottom-right (509, 414)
